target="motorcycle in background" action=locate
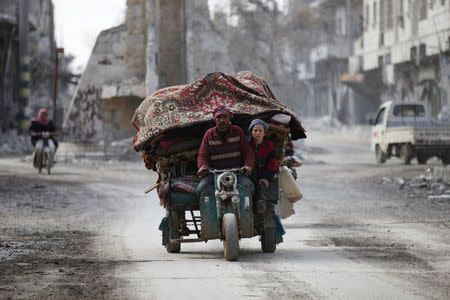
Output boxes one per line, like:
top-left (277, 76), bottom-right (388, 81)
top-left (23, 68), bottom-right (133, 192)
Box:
top-left (31, 131), bottom-right (56, 174)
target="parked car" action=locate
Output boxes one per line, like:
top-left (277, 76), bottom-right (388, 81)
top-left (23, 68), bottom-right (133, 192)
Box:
top-left (370, 101), bottom-right (450, 165)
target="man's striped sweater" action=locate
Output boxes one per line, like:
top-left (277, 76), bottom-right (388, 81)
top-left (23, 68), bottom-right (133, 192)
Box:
top-left (198, 124), bottom-right (254, 170)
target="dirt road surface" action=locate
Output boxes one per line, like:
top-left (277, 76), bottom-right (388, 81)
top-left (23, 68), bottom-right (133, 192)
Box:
top-left (1, 130), bottom-right (449, 299)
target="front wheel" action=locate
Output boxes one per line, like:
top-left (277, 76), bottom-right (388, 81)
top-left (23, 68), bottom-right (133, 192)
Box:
top-left (261, 227), bottom-right (276, 253)
top-left (417, 152), bottom-right (427, 165)
top-left (222, 213), bottom-right (239, 261)
top-left (46, 153), bottom-right (53, 175)
top-left (442, 154), bottom-right (450, 165)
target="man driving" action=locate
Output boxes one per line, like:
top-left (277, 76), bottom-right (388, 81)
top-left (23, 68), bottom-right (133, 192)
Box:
top-left (196, 105), bottom-right (255, 196)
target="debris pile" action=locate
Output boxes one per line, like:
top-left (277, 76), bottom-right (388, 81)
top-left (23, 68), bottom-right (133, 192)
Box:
top-left (381, 166), bottom-right (450, 200)
top-left (0, 131), bottom-right (33, 156)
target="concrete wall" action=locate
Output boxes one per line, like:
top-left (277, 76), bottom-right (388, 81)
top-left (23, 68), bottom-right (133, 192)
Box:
top-left (185, 0), bottom-right (235, 83)
top-left (0, 0), bottom-right (58, 131)
top-left (125, 0), bottom-right (146, 79)
top-left (144, 0), bottom-right (159, 94)
top-left (158, 0), bottom-right (186, 86)
top-left (0, 2), bottom-right (17, 23)
top-left (63, 25), bottom-right (141, 142)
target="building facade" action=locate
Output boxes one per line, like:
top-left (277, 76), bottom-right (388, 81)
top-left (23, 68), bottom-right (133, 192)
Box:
top-left (297, 0), bottom-right (365, 124)
top-left (0, 0), bottom-right (57, 132)
top-left (63, 0), bottom-right (233, 144)
top-left (348, 0), bottom-right (450, 117)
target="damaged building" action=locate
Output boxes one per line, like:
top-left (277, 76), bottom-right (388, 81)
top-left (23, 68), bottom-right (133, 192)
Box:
top-left (346, 0), bottom-right (450, 119)
top-left (64, 0), bottom-right (450, 145)
top-left (0, 0), bottom-right (69, 133)
top-left (297, 0), bottom-right (373, 124)
top-left (63, 0), bottom-right (233, 146)
top-left (297, 0), bottom-right (450, 124)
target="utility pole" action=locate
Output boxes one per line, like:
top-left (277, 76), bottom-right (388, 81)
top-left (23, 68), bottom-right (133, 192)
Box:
top-left (52, 48), bottom-right (64, 123)
top-left (18, 0), bottom-right (29, 128)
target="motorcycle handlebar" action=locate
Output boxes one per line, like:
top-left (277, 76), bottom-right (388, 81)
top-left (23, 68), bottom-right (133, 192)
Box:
top-left (209, 168), bottom-right (244, 174)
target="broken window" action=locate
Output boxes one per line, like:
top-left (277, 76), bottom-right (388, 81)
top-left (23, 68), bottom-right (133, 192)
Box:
top-left (410, 46), bottom-right (417, 61)
top-left (365, 4), bottom-right (370, 31)
top-left (385, 53), bottom-right (391, 64)
top-left (419, 0), bottom-right (428, 20)
top-left (386, 0), bottom-right (393, 29)
top-left (398, 0), bottom-right (404, 28)
top-left (336, 17), bottom-right (343, 35)
top-left (419, 43), bottom-right (426, 57)
top-left (373, 1), bottom-right (377, 29)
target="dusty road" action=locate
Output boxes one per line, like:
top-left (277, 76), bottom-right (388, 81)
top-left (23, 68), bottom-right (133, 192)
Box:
top-left (1, 130), bottom-right (449, 299)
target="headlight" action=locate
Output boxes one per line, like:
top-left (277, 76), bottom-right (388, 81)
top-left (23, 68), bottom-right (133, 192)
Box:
top-left (219, 172), bottom-right (236, 189)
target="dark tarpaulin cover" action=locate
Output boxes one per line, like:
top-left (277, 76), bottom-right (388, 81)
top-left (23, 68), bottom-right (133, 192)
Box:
top-left (131, 71), bottom-right (306, 152)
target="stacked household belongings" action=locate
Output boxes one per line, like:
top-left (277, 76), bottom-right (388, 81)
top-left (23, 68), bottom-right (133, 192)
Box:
top-left (131, 71), bottom-right (306, 208)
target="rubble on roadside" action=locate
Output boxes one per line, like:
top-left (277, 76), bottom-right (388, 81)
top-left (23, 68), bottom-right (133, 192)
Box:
top-left (0, 132), bottom-right (139, 162)
top-left (381, 166), bottom-right (450, 200)
top-left (0, 130), bottom-right (33, 156)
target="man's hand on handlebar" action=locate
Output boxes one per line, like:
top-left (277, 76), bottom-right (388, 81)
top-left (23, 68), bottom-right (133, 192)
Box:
top-left (197, 167), bottom-right (209, 178)
top-left (240, 166), bottom-right (252, 176)
top-left (259, 178), bottom-right (270, 189)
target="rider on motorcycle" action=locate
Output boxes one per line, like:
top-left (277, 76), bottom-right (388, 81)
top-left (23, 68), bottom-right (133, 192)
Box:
top-left (29, 109), bottom-right (58, 167)
top-left (196, 105), bottom-right (255, 197)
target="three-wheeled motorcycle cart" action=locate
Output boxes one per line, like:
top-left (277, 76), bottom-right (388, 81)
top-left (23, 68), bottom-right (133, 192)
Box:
top-left (132, 71), bottom-right (306, 261)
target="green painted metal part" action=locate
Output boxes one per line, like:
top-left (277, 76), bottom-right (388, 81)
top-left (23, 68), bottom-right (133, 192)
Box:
top-left (170, 174), bottom-right (280, 241)
top-left (199, 174), bottom-right (257, 240)
top-left (236, 186), bottom-right (254, 238)
top-left (170, 192), bottom-right (199, 211)
top-left (199, 187), bottom-right (219, 239)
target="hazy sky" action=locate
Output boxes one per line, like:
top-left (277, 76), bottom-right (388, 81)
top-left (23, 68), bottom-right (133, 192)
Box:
top-left (53, 0), bottom-right (126, 73)
top-left (52, 0), bottom-right (286, 73)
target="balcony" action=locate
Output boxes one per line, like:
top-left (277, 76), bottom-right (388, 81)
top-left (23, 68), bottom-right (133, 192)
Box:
top-left (311, 38), bottom-right (352, 63)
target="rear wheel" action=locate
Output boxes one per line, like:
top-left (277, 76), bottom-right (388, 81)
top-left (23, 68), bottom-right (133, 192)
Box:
top-left (222, 213), bottom-right (239, 261)
top-left (375, 145), bottom-right (386, 164)
top-left (38, 154), bottom-right (43, 173)
top-left (261, 227), bottom-right (276, 253)
top-left (166, 210), bottom-right (181, 253)
top-left (442, 154), bottom-right (450, 165)
top-left (400, 144), bottom-right (413, 165)
top-left (417, 152), bottom-right (427, 165)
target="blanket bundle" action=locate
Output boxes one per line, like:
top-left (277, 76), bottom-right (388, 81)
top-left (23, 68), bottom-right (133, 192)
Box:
top-left (131, 71), bottom-right (306, 152)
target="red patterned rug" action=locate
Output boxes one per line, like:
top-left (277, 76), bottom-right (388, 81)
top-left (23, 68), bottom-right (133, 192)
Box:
top-left (131, 71), bottom-right (306, 152)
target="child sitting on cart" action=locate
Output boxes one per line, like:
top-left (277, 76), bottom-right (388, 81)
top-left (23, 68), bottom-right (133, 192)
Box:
top-left (247, 119), bottom-right (278, 216)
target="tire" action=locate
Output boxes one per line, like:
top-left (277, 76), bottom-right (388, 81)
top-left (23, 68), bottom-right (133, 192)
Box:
top-left (442, 155), bottom-right (450, 166)
top-left (166, 210), bottom-right (181, 253)
top-left (38, 155), bottom-right (43, 173)
top-left (400, 144), bottom-right (413, 165)
top-left (261, 227), bottom-right (276, 253)
top-left (375, 145), bottom-right (386, 164)
top-left (46, 153), bottom-right (52, 175)
top-left (417, 152), bottom-right (427, 165)
top-left (222, 213), bottom-right (239, 261)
